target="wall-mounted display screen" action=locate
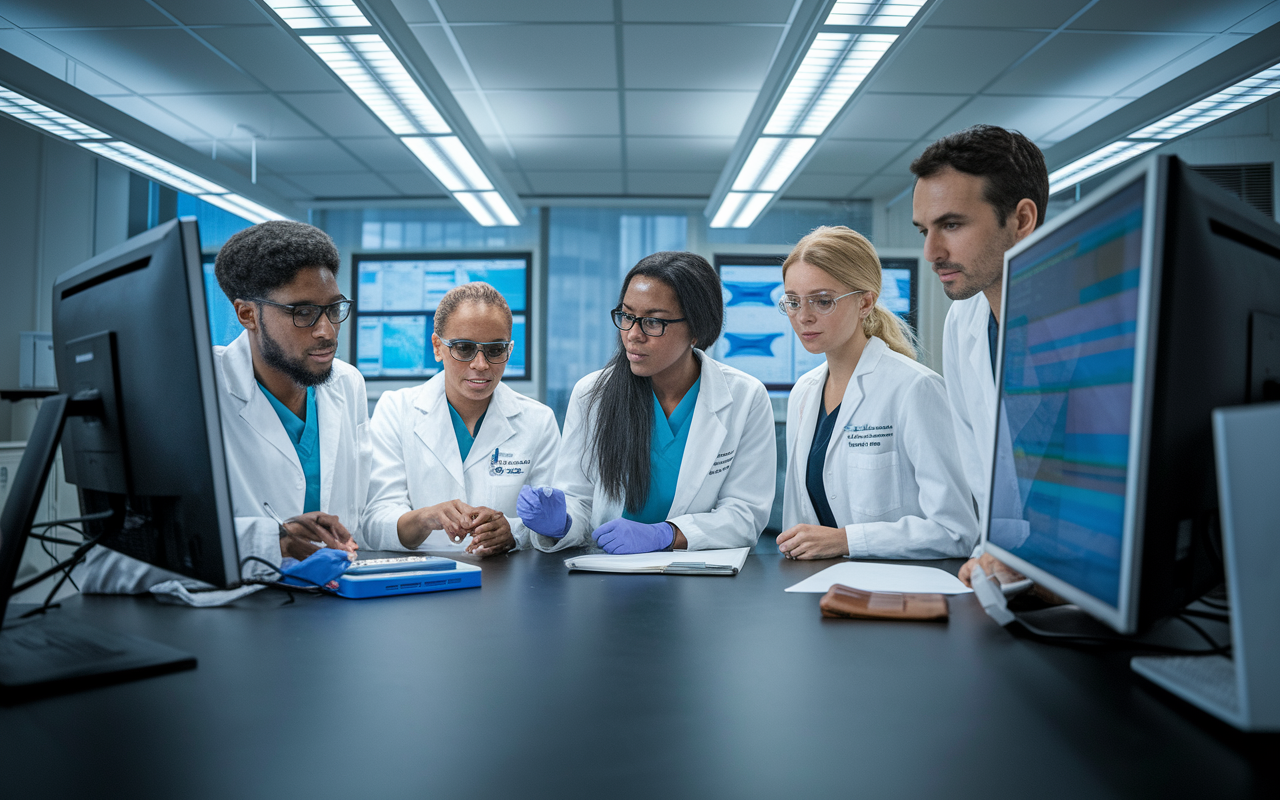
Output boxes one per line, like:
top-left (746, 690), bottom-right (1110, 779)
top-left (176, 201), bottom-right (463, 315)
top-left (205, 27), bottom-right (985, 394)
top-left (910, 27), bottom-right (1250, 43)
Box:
top-left (712, 253), bottom-right (917, 390)
top-left (203, 257), bottom-right (242, 348)
top-left (351, 253), bottom-right (532, 381)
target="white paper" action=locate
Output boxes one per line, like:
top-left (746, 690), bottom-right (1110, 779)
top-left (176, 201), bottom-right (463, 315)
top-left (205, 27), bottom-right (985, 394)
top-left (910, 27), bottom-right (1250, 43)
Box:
top-left (783, 561), bottom-right (973, 595)
top-left (565, 547), bottom-right (750, 574)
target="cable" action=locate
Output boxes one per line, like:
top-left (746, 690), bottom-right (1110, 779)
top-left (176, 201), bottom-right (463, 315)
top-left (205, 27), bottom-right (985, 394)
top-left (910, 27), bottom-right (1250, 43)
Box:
top-left (1179, 608), bottom-right (1230, 623)
top-left (1010, 613), bottom-right (1231, 656)
top-left (10, 533), bottom-right (103, 595)
top-left (238, 555), bottom-right (328, 593)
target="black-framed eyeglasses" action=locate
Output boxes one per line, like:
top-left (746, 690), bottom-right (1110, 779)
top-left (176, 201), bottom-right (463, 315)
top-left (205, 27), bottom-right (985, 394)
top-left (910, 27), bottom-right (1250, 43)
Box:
top-left (611, 308), bottom-right (687, 337)
top-left (439, 338), bottom-right (512, 363)
top-left (252, 298), bottom-right (353, 328)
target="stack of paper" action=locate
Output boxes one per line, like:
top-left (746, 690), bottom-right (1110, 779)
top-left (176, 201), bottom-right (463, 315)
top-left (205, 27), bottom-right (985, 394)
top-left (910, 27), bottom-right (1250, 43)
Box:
top-left (784, 562), bottom-right (973, 594)
top-left (564, 547), bottom-right (750, 575)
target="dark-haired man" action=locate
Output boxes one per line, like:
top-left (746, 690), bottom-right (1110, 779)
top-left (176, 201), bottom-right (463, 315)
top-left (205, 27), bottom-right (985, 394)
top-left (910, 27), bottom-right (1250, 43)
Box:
top-left (909, 125), bottom-right (1047, 586)
top-left (82, 220), bottom-right (370, 595)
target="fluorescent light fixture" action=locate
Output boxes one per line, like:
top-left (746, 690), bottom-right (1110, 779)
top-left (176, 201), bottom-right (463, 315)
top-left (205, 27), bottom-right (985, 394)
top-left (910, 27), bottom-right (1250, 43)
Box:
top-left (479, 192), bottom-right (520, 226)
top-left (453, 192), bottom-right (497, 227)
top-left (301, 35), bottom-right (449, 135)
top-left (0, 89), bottom-right (110, 140)
top-left (262, 0), bottom-right (371, 29)
top-left (198, 193), bottom-right (287, 224)
top-left (1050, 63), bottom-right (1280, 195)
top-left (80, 141), bottom-right (228, 195)
top-left (710, 1), bottom-right (927, 227)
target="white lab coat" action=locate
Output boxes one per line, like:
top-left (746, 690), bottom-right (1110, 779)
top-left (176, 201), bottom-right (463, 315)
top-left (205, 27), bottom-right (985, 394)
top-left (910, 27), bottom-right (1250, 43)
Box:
top-left (362, 374), bottom-right (561, 551)
top-left (80, 331), bottom-right (372, 592)
top-left (533, 351), bottom-right (776, 553)
top-left (942, 293), bottom-right (997, 542)
top-left (781, 336), bottom-right (978, 559)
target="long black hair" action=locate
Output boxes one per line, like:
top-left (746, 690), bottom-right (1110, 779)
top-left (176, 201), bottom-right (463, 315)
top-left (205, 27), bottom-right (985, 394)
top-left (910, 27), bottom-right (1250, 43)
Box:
top-left (587, 251), bottom-right (724, 512)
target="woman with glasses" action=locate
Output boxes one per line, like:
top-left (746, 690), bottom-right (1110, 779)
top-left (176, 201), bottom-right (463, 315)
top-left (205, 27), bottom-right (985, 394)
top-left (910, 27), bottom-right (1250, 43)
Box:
top-left (362, 282), bottom-right (560, 557)
top-left (518, 251), bottom-right (775, 554)
top-left (776, 226), bottom-right (976, 560)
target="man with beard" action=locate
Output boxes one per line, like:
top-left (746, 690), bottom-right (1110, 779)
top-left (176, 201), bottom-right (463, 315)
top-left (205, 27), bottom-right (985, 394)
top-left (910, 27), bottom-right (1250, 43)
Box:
top-left (81, 221), bottom-right (370, 593)
top-left (909, 125), bottom-right (1047, 587)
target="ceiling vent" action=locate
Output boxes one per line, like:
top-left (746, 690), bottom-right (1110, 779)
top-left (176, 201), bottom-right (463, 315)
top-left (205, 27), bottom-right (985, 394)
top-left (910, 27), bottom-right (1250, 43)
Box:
top-left (1190, 162), bottom-right (1274, 219)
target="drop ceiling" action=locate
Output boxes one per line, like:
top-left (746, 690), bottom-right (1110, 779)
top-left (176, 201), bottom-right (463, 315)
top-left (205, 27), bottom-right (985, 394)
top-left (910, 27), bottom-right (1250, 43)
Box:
top-left (0, 0), bottom-right (1277, 213)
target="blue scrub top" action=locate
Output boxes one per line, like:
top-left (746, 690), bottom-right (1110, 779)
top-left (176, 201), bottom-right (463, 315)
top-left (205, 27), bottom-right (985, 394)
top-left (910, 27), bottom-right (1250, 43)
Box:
top-left (806, 394), bottom-right (841, 530)
top-left (624, 378), bottom-right (701, 525)
top-left (259, 383), bottom-right (320, 514)
top-left (448, 401), bottom-right (486, 461)
top-left (988, 310), bottom-right (999, 377)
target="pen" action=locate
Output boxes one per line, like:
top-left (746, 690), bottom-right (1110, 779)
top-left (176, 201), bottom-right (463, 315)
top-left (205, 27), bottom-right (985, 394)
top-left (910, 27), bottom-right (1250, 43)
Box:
top-left (264, 502), bottom-right (327, 549)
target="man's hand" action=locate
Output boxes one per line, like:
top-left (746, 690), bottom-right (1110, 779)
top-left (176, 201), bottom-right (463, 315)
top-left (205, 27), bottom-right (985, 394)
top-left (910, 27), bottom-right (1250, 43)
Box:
top-left (466, 508), bottom-right (515, 557)
top-left (278, 512), bottom-right (358, 561)
top-left (397, 499), bottom-right (481, 548)
top-left (958, 552), bottom-right (1025, 588)
top-left (776, 524), bottom-right (848, 560)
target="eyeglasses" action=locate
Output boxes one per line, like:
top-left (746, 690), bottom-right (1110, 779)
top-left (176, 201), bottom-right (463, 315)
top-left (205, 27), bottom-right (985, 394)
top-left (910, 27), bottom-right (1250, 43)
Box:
top-left (777, 290), bottom-right (865, 316)
top-left (253, 298), bottom-right (353, 327)
top-left (611, 309), bottom-right (687, 337)
top-left (439, 338), bottom-right (512, 363)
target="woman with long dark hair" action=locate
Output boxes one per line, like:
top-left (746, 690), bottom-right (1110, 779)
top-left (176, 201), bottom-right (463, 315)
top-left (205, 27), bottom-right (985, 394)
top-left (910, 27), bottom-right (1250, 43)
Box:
top-left (518, 252), bottom-right (776, 553)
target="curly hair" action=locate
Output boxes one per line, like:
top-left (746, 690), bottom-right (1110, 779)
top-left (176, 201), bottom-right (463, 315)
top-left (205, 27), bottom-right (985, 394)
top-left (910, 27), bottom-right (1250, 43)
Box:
top-left (214, 220), bottom-right (341, 302)
top-left (910, 124), bottom-right (1048, 228)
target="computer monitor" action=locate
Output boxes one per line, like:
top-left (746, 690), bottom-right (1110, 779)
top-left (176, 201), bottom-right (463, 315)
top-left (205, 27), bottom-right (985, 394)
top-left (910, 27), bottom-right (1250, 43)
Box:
top-left (986, 154), bottom-right (1280, 634)
top-left (350, 253), bottom-right (532, 380)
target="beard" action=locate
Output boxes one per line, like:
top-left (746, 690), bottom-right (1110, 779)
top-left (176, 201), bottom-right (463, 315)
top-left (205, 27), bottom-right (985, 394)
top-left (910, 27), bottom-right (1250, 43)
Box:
top-left (937, 229), bottom-right (1016, 301)
top-left (260, 323), bottom-right (334, 388)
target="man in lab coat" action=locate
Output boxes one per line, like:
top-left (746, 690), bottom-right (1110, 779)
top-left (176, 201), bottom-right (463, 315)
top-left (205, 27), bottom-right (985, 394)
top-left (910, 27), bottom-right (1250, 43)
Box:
top-left (909, 125), bottom-right (1047, 587)
top-left (81, 220), bottom-right (370, 592)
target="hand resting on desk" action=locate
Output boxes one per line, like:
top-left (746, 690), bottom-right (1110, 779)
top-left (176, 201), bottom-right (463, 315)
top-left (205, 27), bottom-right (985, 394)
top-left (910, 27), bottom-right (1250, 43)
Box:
top-left (776, 523), bottom-right (848, 560)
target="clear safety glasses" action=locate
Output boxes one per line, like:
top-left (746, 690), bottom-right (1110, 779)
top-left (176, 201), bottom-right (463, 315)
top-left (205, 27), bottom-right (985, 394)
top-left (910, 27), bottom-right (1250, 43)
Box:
top-left (777, 290), bottom-right (865, 316)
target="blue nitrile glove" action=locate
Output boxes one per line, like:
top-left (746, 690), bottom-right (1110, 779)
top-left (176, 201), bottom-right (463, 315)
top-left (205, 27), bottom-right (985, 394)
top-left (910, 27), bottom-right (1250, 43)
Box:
top-left (592, 519), bottom-right (674, 554)
top-left (279, 548), bottom-right (351, 588)
top-left (517, 485), bottom-right (572, 539)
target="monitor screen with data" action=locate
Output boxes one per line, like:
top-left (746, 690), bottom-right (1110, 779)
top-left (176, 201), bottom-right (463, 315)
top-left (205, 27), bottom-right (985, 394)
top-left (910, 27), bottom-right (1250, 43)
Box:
top-left (351, 253), bottom-right (531, 380)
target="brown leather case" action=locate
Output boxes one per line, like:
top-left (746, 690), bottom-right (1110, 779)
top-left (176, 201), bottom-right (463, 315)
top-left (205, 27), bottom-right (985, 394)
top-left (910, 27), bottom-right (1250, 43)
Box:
top-left (819, 583), bottom-right (949, 621)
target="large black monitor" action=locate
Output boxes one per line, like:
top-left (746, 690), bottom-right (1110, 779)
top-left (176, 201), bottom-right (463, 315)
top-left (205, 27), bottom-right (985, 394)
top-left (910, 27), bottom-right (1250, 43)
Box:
top-left (0, 218), bottom-right (238, 696)
top-left (986, 155), bottom-right (1280, 633)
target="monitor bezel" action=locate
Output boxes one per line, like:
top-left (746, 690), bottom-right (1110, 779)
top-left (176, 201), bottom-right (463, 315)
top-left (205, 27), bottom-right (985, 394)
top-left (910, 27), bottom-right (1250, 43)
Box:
top-left (983, 155), bottom-right (1167, 634)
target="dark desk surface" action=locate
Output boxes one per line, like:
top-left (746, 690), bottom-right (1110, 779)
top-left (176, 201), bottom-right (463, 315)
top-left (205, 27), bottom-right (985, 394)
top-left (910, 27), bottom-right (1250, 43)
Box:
top-left (2, 547), bottom-right (1275, 799)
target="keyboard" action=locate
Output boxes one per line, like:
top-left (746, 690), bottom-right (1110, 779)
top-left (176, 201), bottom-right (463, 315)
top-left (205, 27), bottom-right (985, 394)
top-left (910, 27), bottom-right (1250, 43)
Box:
top-left (345, 556), bottom-right (456, 576)
top-left (1131, 654), bottom-right (1239, 715)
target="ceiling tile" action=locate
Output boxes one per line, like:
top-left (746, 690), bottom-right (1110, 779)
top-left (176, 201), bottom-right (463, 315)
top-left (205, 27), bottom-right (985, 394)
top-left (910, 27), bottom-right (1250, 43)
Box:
top-left (451, 91), bottom-right (502, 137)
top-left (1070, 0), bottom-right (1273, 33)
top-left (253, 173), bottom-right (311, 200)
top-left (198, 25), bottom-right (343, 94)
top-left (247, 139), bottom-right (367, 173)
top-left (340, 138), bottom-right (426, 172)
top-left (622, 0), bottom-right (792, 23)
top-left (1037, 97), bottom-right (1133, 145)
top-left (828, 93), bottom-right (970, 140)
top-left (380, 170), bottom-right (447, 195)
top-left (96, 94), bottom-right (211, 140)
top-left (624, 91), bottom-right (755, 136)
top-left (433, 0), bottom-right (614, 23)
top-left (986, 32), bottom-right (1210, 97)
top-left (510, 136), bottom-right (622, 170)
top-left (36, 29), bottom-right (262, 94)
top-left (389, 0), bottom-right (438, 25)
top-left (0, 0), bottom-right (171, 27)
top-left (279, 92), bottom-right (389, 138)
top-left (70, 65), bottom-right (130, 96)
top-left (924, 0), bottom-right (1084, 29)
top-left (454, 25), bottom-right (617, 90)
top-left (525, 170), bottom-right (624, 195)
top-left (157, 0), bottom-right (275, 25)
top-left (928, 95), bottom-right (1104, 142)
top-left (503, 171), bottom-right (534, 195)
top-left (290, 172), bottom-right (398, 198)
top-left (151, 93), bottom-right (323, 140)
top-left (482, 137), bottom-right (520, 171)
top-left (1117, 34), bottom-right (1246, 99)
top-left (1230, 1), bottom-right (1280, 32)
top-left (485, 91), bottom-right (621, 136)
top-left (625, 136), bottom-right (734, 171)
top-left (625, 171), bottom-right (718, 195)
top-left (869, 29), bottom-right (1047, 94)
top-left (852, 175), bottom-right (913, 199)
top-left (623, 24), bottom-right (779, 91)
top-left (783, 173), bottom-right (864, 199)
top-left (803, 139), bottom-right (915, 175)
top-left (410, 25), bottom-right (470, 91)
top-left (0, 29), bottom-right (73, 80)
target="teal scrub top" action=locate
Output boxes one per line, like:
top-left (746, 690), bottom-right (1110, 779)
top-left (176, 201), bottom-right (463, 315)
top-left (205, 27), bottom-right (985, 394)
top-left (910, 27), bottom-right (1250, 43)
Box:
top-left (448, 402), bottom-right (486, 461)
top-left (259, 383), bottom-right (320, 514)
top-left (624, 377), bottom-right (701, 525)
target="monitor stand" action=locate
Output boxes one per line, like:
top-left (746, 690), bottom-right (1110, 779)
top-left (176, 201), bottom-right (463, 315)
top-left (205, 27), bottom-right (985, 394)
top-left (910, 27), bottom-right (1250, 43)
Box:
top-left (0, 394), bottom-right (196, 704)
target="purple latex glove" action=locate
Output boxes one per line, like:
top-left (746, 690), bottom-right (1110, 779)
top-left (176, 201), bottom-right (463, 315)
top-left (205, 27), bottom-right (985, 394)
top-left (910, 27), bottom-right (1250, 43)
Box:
top-left (279, 548), bottom-right (351, 589)
top-left (517, 485), bottom-right (572, 539)
top-left (592, 518), bottom-right (674, 554)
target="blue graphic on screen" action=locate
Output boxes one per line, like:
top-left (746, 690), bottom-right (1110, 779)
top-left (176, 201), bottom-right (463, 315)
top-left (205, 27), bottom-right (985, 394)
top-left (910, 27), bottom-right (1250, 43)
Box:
top-left (881, 268), bottom-right (912, 317)
top-left (203, 261), bottom-right (242, 347)
top-left (990, 177), bottom-right (1146, 608)
top-left (724, 281), bottom-right (780, 307)
top-left (725, 332), bottom-right (784, 357)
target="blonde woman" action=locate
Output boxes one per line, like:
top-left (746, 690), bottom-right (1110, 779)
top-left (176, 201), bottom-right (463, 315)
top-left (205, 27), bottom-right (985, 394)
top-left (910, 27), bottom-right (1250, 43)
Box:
top-left (776, 226), bottom-right (977, 560)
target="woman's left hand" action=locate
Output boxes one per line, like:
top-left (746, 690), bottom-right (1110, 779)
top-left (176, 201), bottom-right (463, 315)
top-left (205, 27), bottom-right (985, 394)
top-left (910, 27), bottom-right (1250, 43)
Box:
top-left (776, 524), bottom-right (849, 560)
